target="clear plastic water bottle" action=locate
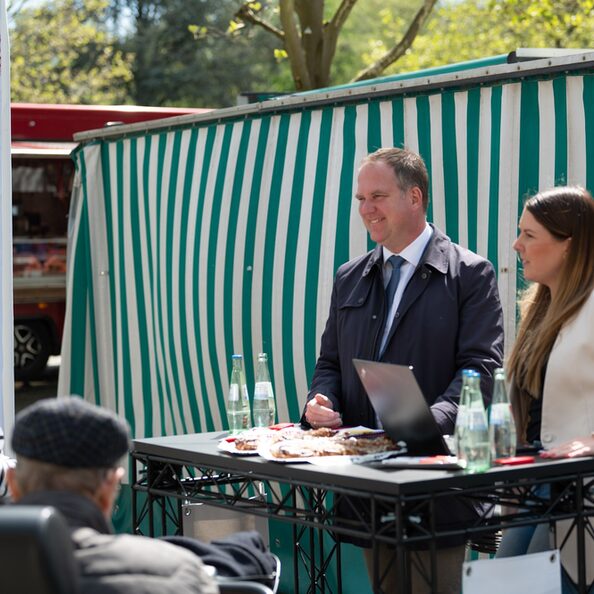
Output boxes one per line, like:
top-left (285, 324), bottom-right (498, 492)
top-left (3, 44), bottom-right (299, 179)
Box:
top-left (489, 368), bottom-right (516, 459)
top-left (458, 371), bottom-right (490, 472)
top-left (227, 354), bottom-right (251, 434)
top-left (453, 369), bottom-right (473, 458)
top-left (253, 353), bottom-right (275, 427)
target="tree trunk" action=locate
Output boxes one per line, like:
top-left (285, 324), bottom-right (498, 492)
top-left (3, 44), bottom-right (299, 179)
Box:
top-left (320, 0), bottom-right (358, 87)
top-left (283, 0), bottom-right (359, 90)
top-left (235, 0), bottom-right (434, 91)
top-left (294, 0), bottom-right (325, 88)
top-left (279, 0), bottom-right (311, 90)
top-left (351, 0), bottom-right (437, 82)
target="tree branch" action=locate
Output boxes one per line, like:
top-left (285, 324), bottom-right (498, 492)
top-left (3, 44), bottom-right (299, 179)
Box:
top-left (294, 0), bottom-right (324, 87)
top-left (321, 0), bottom-right (358, 85)
top-left (279, 0), bottom-right (311, 90)
top-left (328, 0), bottom-right (359, 33)
top-left (235, 3), bottom-right (285, 41)
top-left (351, 0), bottom-right (438, 82)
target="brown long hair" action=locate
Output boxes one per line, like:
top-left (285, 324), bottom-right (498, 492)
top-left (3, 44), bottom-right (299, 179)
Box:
top-left (508, 186), bottom-right (594, 441)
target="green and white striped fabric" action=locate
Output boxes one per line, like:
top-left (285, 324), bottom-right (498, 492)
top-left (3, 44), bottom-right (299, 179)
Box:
top-left (58, 72), bottom-right (594, 439)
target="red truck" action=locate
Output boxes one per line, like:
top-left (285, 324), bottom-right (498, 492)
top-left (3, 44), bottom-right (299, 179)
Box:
top-left (11, 103), bottom-right (209, 380)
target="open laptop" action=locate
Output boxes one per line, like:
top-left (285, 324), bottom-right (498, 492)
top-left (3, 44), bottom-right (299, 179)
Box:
top-left (352, 359), bottom-right (452, 456)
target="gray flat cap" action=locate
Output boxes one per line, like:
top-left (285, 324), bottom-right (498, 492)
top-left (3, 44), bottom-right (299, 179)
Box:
top-left (12, 396), bottom-right (130, 468)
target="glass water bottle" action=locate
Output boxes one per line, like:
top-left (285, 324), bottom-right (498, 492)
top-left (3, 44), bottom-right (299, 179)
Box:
top-left (227, 354), bottom-right (252, 433)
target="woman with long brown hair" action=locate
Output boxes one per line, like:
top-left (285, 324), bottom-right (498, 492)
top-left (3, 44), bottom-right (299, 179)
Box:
top-left (497, 186), bottom-right (594, 591)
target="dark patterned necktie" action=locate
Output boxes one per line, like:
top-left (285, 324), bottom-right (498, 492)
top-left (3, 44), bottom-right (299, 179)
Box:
top-left (379, 255), bottom-right (405, 359)
top-left (385, 255), bottom-right (405, 310)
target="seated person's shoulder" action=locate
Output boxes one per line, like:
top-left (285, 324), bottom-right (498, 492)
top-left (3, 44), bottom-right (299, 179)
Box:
top-left (73, 529), bottom-right (217, 594)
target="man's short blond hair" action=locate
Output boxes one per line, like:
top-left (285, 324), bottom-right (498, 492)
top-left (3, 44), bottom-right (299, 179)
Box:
top-left (362, 147), bottom-right (430, 211)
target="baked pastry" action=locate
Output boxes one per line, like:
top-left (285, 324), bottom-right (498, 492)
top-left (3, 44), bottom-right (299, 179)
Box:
top-left (227, 425), bottom-right (401, 459)
top-left (308, 427), bottom-right (338, 438)
top-left (234, 428), bottom-right (276, 451)
top-left (334, 434), bottom-right (398, 455)
top-left (268, 438), bottom-right (347, 458)
top-left (266, 434), bottom-right (400, 459)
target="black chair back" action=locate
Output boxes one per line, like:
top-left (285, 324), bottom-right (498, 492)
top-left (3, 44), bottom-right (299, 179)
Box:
top-left (0, 505), bottom-right (79, 594)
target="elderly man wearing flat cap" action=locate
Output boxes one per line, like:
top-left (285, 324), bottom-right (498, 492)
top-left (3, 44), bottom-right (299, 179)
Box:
top-left (6, 396), bottom-right (218, 594)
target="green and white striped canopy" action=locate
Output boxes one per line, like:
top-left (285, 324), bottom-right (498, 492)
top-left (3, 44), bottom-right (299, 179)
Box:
top-left (59, 59), bottom-right (594, 439)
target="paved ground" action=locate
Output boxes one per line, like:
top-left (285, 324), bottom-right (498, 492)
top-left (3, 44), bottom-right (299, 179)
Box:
top-left (14, 356), bottom-right (60, 414)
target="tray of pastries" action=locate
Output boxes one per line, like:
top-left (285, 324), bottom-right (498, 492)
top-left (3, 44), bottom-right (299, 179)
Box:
top-left (258, 427), bottom-right (402, 463)
top-left (219, 425), bottom-right (401, 462)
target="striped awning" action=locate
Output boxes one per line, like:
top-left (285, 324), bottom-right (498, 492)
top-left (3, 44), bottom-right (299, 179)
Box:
top-left (58, 58), bottom-right (594, 440)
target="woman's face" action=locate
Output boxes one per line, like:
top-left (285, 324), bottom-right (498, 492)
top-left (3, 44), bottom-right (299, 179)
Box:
top-left (513, 208), bottom-right (571, 294)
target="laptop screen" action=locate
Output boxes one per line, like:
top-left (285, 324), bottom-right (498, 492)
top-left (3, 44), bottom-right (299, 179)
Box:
top-left (352, 359), bottom-right (450, 456)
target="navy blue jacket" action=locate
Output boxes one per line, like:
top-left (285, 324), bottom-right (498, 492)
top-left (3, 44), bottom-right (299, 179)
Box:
top-left (304, 226), bottom-right (505, 548)
top-left (307, 225), bottom-right (504, 435)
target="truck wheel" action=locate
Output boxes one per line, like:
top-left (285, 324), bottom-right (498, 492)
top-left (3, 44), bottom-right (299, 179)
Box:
top-left (14, 322), bottom-right (51, 381)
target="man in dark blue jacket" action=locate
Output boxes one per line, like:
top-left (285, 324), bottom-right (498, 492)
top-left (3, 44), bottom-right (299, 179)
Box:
top-left (303, 147), bottom-right (504, 593)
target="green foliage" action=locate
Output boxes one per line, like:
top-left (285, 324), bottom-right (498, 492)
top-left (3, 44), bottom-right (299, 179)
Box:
top-left (273, 48), bottom-right (288, 61)
top-left (12, 0), bottom-right (590, 107)
top-left (330, 0), bottom-right (421, 85)
top-left (380, 0), bottom-right (594, 75)
top-left (121, 0), bottom-right (286, 108)
top-left (10, 0), bottom-right (133, 104)
top-left (232, 0), bottom-right (438, 90)
top-left (188, 24), bottom-right (209, 40)
top-left (227, 20), bottom-right (245, 35)
top-left (220, 0), bottom-right (295, 95)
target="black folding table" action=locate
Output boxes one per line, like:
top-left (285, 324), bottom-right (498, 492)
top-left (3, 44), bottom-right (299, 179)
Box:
top-left (131, 431), bottom-right (594, 593)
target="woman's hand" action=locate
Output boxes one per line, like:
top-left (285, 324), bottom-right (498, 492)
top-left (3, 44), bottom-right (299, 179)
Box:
top-left (540, 435), bottom-right (594, 459)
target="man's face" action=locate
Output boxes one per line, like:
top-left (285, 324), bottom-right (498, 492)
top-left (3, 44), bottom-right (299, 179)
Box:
top-left (356, 160), bottom-right (420, 253)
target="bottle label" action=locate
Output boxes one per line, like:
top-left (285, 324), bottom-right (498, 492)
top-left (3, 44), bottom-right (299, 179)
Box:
top-left (490, 403), bottom-right (509, 425)
top-left (241, 384), bottom-right (249, 402)
top-left (229, 384), bottom-right (239, 402)
top-left (455, 405), bottom-right (468, 429)
top-left (469, 408), bottom-right (488, 430)
top-left (254, 382), bottom-right (269, 400)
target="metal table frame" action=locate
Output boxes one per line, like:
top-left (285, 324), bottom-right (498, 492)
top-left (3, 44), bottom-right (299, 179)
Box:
top-left (131, 431), bottom-right (594, 593)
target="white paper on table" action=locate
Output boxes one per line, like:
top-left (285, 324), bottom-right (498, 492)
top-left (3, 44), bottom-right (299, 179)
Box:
top-left (306, 456), bottom-right (354, 466)
top-left (463, 549), bottom-right (561, 594)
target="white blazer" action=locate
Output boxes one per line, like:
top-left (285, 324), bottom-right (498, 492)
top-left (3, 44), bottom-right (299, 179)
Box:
top-left (541, 288), bottom-right (594, 448)
top-left (540, 288), bottom-right (594, 585)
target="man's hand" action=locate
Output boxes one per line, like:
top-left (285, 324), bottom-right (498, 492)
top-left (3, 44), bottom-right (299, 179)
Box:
top-left (305, 394), bottom-right (342, 428)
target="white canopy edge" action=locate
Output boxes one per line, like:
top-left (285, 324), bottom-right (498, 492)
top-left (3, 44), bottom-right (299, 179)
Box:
top-left (11, 141), bottom-right (78, 158)
top-left (0, 0), bottom-right (14, 453)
